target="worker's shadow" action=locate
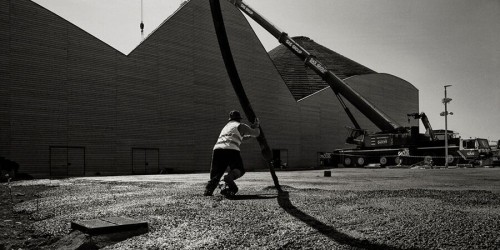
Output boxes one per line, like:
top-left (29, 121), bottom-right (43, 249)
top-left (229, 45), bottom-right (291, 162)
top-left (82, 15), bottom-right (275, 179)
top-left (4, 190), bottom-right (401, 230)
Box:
top-left (277, 191), bottom-right (413, 250)
top-left (226, 194), bottom-right (277, 200)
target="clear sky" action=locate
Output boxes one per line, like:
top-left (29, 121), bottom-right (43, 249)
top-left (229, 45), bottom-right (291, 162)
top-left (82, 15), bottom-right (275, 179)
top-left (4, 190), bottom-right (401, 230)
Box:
top-left (32, 0), bottom-right (500, 143)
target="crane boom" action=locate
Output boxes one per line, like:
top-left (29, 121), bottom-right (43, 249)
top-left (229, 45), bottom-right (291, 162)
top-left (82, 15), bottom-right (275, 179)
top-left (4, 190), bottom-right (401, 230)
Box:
top-left (407, 112), bottom-right (437, 141)
top-left (227, 0), bottom-right (403, 132)
top-left (223, 0), bottom-right (494, 168)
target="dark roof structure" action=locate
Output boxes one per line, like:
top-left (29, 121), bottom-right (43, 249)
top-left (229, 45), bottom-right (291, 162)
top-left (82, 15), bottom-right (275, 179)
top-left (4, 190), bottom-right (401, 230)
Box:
top-left (268, 36), bottom-right (376, 101)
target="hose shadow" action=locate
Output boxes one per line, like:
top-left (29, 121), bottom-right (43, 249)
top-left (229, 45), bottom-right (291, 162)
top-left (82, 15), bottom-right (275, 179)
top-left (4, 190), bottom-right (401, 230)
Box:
top-left (277, 191), bottom-right (414, 250)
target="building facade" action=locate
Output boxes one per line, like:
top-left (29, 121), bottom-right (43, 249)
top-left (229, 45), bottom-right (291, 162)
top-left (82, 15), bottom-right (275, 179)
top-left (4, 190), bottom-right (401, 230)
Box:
top-left (0, 0), bottom-right (418, 178)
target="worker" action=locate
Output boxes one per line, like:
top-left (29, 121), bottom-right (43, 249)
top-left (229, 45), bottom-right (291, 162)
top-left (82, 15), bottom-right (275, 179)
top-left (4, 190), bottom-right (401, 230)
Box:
top-left (204, 110), bottom-right (260, 196)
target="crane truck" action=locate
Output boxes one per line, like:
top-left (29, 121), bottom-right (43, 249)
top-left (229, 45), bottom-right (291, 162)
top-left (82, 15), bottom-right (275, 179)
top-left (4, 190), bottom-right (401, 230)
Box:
top-left (224, 0), bottom-right (492, 167)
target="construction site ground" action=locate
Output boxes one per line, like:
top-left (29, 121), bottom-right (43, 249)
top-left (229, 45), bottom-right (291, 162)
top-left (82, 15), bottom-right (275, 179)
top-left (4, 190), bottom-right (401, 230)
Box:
top-left (1, 167), bottom-right (500, 249)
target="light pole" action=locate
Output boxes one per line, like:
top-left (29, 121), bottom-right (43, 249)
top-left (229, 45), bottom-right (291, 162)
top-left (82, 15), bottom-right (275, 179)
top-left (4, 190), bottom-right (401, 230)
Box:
top-left (441, 85), bottom-right (453, 167)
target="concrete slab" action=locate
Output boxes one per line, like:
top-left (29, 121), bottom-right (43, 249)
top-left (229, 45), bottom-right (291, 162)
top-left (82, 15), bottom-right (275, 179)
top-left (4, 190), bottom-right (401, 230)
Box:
top-left (71, 216), bottom-right (148, 235)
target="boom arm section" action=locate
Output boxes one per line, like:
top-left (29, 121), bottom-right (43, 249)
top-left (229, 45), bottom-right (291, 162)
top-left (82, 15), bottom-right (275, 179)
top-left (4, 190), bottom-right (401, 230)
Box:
top-left (408, 112), bottom-right (437, 141)
top-left (228, 0), bottom-right (403, 132)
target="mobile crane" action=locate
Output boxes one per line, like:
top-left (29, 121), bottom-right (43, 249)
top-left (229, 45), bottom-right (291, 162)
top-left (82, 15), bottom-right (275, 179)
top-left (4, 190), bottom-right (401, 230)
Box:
top-left (222, 0), bottom-right (491, 167)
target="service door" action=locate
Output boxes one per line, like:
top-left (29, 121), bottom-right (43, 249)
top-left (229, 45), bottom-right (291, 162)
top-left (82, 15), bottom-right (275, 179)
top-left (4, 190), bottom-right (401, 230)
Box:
top-left (67, 147), bottom-right (85, 176)
top-left (50, 147), bottom-right (85, 177)
top-left (145, 149), bottom-right (159, 174)
top-left (132, 148), bottom-right (159, 175)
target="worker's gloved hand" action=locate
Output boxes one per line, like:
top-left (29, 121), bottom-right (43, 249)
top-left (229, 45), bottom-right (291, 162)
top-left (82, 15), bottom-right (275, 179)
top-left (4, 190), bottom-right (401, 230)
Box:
top-left (251, 118), bottom-right (260, 129)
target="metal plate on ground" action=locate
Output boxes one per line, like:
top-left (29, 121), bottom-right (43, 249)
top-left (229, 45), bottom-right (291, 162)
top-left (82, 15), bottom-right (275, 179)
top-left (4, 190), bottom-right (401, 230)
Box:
top-left (71, 216), bottom-right (148, 235)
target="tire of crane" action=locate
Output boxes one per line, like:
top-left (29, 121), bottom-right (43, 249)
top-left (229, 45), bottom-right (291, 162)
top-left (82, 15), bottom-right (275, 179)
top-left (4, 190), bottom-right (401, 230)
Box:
top-left (356, 157), bottom-right (366, 167)
top-left (379, 156), bottom-right (388, 167)
top-left (344, 157), bottom-right (353, 167)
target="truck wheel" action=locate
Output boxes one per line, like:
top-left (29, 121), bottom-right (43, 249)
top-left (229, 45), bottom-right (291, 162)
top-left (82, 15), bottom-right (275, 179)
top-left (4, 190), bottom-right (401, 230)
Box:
top-left (446, 155), bottom-right (455, 165)
top-left (379, 157), bottom-right (387, 166)
top-left (356, 157), bottom-right (365, 167)
top-left (343, 157), bottom-right (353, 167)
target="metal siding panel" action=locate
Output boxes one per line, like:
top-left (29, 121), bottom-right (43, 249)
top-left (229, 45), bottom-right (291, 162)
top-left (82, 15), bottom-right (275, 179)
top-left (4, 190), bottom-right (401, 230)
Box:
top-left (0, 16), bottom-right (10, 157)
top-left (0, 0), bottom-right (9, 16)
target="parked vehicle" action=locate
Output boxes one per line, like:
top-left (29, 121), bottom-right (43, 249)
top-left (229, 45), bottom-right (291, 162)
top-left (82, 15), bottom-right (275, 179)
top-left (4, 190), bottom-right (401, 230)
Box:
top-left (491, 140), bottom-right (500, 166)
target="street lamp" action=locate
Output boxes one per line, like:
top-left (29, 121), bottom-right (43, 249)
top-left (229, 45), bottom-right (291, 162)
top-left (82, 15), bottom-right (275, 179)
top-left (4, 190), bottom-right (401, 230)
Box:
top-left (441, 85), bottom-right (453, 167)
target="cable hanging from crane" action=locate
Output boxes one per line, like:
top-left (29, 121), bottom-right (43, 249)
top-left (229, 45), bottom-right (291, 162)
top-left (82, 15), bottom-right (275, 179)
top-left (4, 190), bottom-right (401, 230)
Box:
top-left (140, 0), bottom-right (144, 40)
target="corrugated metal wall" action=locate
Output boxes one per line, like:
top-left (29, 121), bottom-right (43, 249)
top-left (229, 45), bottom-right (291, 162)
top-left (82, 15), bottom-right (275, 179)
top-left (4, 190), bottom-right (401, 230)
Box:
top-left (0, 0), bottom-right (10, 161)
top-left (0, 0), bottom-right (418, 177)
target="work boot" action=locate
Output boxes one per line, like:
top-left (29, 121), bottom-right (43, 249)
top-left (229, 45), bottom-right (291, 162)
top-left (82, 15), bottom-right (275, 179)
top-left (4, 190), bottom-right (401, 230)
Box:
top-left (220, 178), bottom-right (238, 197)
top-left (204, 180), bottom-right (218, 196)
top-left (220, 185), bottom-right (238, 197)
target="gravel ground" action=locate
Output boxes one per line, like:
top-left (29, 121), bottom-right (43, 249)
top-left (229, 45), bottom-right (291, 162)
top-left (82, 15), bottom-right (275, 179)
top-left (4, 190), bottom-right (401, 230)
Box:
top-left (2, 168), bottom-right (500, 249)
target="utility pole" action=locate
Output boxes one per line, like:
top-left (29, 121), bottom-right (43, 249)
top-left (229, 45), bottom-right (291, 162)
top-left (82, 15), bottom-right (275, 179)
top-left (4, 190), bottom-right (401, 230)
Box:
top-left (441, 85), bottom-right (453, 168)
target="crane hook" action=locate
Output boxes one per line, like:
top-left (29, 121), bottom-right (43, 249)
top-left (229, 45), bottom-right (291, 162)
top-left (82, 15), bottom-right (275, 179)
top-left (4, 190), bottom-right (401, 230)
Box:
top-left (140, 0), bottom-right (144, 39)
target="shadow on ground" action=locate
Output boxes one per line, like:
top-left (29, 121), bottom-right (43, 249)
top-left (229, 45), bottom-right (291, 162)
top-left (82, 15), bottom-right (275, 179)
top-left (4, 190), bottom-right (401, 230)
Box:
top-left (226, 194), bottom-right (277, 200)
top-left (277, 191), bottom-right (420, 250)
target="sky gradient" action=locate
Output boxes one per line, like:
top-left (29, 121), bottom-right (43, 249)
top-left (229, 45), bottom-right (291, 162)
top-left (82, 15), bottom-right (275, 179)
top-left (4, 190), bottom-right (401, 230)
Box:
top-left (32, 0), bottom-right (500, 142)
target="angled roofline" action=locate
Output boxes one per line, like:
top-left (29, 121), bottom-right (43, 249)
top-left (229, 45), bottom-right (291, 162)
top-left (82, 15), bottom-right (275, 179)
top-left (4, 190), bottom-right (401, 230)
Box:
top-left (128, 0), bottom-right (191, 55)
top-left (28, 0), bottom-right (191, 57)
top-left (296, 86), bottom-right (331, 103)
top-left (344, 73), bottom-right (419, 92)
top-left (297, 73), bottom-right (419, 103)
top-left (27, 0), bottom-right (129, 56)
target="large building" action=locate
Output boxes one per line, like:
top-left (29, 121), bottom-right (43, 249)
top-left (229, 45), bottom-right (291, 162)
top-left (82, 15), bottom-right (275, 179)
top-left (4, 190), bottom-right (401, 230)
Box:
top-left (0, 0), bottom-right (418, 178)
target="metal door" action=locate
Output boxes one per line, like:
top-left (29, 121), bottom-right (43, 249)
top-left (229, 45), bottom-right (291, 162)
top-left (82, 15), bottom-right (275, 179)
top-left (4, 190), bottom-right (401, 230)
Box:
top-left (50, 146), bottom-right (85, 177)
top-left (132, 149), bottom-right (146, 174)
top-left (50, 147), bottom-right (67, 177)
top-left (132, 148), bottom-right (159, 175)
top-left (145, 149), bottom-right (159, 174)
top-left (67, 147), bottom-right (85, 176)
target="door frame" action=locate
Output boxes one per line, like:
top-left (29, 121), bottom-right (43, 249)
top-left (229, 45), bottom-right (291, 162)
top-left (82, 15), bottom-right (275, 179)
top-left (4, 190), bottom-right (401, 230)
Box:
top-left (131, 147), bottom-right (160, 174)
top-left (49, 146), bottom-right (86, 177)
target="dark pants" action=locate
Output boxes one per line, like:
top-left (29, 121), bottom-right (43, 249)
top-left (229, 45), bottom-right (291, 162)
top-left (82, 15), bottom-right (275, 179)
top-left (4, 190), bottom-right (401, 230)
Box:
top-left (206, 149), bottom-right (246, 190)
